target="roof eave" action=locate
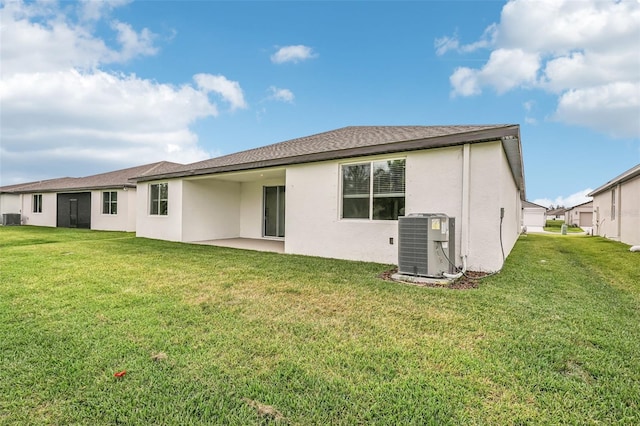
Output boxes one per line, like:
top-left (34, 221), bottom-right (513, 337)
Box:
top-left (588, 164), bottom-right (640, 196)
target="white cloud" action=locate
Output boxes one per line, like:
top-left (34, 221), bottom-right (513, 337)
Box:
top-left (450, 49), bottom-right (539, 97)
top-left (268, 86), bottom-right (295, 103)
top-left (533, 188), bottom-right (593, 208)
top-left (270, 45), bottom-right (317, 64)
top-left (0, 1), bottom-right (240, 185)
top-left (440, 0), bottom-right (640, 138)
top-left (194, 74), bottom-right (247, 111)
top-left (555, 82), bottom-right (640, 138)
top-left (110, 20), bottom-right (158, 61)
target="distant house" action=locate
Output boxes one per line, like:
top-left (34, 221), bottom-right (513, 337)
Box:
top-left (589, 164), bottom-right (640, 246)
top-left (0, 162), bottom-right (180, 231)
top-left (133, 125), bottom-right (526, 272)
top-left (564, 200), bottom-right (593, 228)
top-left (522, 200), bottom-right (547, 228)
top-left (546, 207), bottom-right (566, 221)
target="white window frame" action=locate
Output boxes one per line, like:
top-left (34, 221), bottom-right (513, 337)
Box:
top-left (340, 158), bottom-right (406, 221)
top-left (33, 194), bottom-right (43, 213)
top-left (102, 191), bottom-right (118, 215)
top-left (149, 183), bottom-right (168, 216)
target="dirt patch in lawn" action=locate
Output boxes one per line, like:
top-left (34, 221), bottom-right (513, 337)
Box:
top-left (379, 268), bottom-right (490, 290)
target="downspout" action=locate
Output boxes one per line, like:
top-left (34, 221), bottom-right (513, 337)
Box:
top-left (444, 144), bottom-right (470, 280)
top-left (460, 143), bottom-right (471, 265)
top-left (616, 184), bottom-right (622, 240)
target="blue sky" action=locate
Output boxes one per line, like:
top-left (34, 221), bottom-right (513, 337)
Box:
top-left (1, 0), bottom-right (639, 207)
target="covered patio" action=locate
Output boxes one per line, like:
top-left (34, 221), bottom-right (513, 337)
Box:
top-left (192, 238), bottom-right (285, 254)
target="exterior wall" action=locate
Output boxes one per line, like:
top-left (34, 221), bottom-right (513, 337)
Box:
top-left (21, 193), bottom-right (57, 227)
top-left (522, 208), bottom-right (546, 227)
top-left (136, 180), bottom-right (183, 242)
top-left (619, 177), bottom-right (640, 245)
top-left (467, 141), bottom-right (520, 271)
top-left (565, 202), bottom-right (593, 227)
top-left (239, 178), bottom-right (286, 239)
top-left (285, 142), bottom-right (520, 270)
top-left (182, 179), bottom-right (241, 242)
top-left (90, 188), bottom-right (136, 232)
top-left (0, 193), bottom-right (21, 215)
top-left (594, 176), bottom-right (640, 246)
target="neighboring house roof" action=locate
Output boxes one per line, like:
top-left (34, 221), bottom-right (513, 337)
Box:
top-left (566, 200), bottom-right (593, 211)
top-left (523, 200), bottom-right (547, 209)
top-left (0, 162), bottom-right (182, 194)
top-left (588, 164), bottom-right (640, 196)
top-left (547, 208), bottom-right (566, 215)
top-left (134, 124), bottom-right (525, 195)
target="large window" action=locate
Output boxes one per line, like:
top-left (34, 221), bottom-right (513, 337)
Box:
top-left (150, 183), bottom-right (168, 216)
top-left (33, 194), bottom-right (43, 213)
top-left (102, 191), bottom-right (118, 215)
top-left (342, 159), bottom-right (405, 220)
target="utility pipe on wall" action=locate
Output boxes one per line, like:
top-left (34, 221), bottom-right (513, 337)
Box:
top-left (460, 143), bottom-right (471, 263)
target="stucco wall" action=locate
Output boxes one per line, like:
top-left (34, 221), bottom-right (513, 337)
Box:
top-left (182, 179), bottom-right (241, 242)
top-left (136, 180), bottom-right (183, 242)
top-left (620, 177), bottom-right (640, 245)
top-left (285, 156), bottom-right (399, 264)
top-left (21, 193), bottom-right (56, 227)
top-left (0, 194), bottom-right (21, 215)
top-left (596, 177), bottom-right (640, 246)
top-left (467, 141), bottom-right (520, 272)
top-left (90, 188), bottom-right (136, 232)
top-left (285, 142), bottom-right (521, 270)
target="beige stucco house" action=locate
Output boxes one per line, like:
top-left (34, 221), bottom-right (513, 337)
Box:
top-left (522, 200), bottom-right (547, 229)
top-left (0, 162), bottom-right (179, 232)
top-left (564, 200), bottom-right (593, 228)
top-left (134, 125), bottom-right (526, 272)
top-left (589, 164), bottom-right (640, 246)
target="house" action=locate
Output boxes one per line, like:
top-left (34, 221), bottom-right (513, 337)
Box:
top-left (589, 164), bottom-right (640, 246)
top-left (546, 207), bottom-right (566, 221)
top-left (133, 125), bottom-right (526, 272)
top-left (521, 200), bottom-right (547, 229)
top-left (0, 162), bottom-right (180, 231)
top-left (564, 200), bottom-right (593, 229)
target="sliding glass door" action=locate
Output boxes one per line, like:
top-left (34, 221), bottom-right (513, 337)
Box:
top-left (263, 186), bottom-right (285, 238)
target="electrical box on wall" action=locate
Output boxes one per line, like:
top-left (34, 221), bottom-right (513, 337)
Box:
top-left (397, 213), bottom-right (456, 278)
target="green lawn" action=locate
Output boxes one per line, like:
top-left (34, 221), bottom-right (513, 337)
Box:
top-left (544, 219), bottom-right (584, 233)
top-left (1, 227), bottom-right (638, 425)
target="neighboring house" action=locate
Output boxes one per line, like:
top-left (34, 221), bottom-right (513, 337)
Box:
top-left (133, 125), bottom-right (526, 272)
top-left (522, 200), bottom-right (547, 228)
top-left (564, 200), bottom-right (593, 228)
top-left (589, 164), bottom-right (640, 246)
top-left (0, 162), bottom-right (180, 231)
top-left (546, 207), bottom-right (566, 221)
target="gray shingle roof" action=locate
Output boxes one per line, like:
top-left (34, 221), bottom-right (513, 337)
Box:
top-left (135, 125), bottom-right (523, 192)
top-left (1, 161), bottom-right (182, 194)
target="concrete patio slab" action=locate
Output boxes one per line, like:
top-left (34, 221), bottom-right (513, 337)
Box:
top-left (192, 238), bottom-right (284, 253)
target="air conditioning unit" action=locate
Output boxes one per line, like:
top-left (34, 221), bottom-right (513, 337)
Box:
top-left (2, 214), bottom-right (21, 226)
top-left (398, 213), bottom-right (456, 278)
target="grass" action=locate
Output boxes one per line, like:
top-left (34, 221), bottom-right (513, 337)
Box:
top-left (1, 226), bottom-right (639, 425)
top-left (544, 219), bottom-right (584, 233)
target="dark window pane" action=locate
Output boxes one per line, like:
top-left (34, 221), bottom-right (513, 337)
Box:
top-left (342, 197), bottom-right (369, 219)
top-left (373, 197), bottom-right (405, 220)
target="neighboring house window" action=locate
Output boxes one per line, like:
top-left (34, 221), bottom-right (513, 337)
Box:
top-left (342, 159), bottom-right (405, 220)
top-left (611, 189), bottom-right (616, 220)
top-left (102, 191), bottom-right (118, 215)
top-left (150, 183), bottom-right (168, 215)
top-left (33, 194), bottom-right (43, 213)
